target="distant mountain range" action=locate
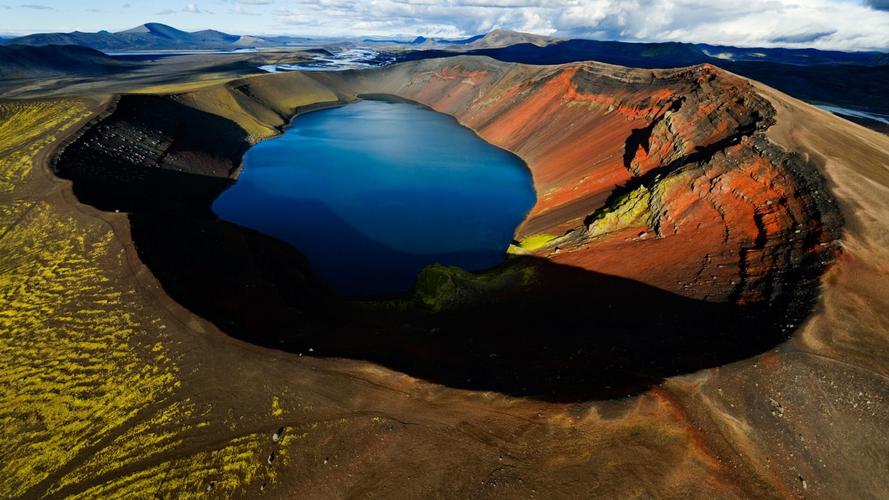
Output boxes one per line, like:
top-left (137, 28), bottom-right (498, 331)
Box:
top-left (2, 23), bottom-right (310, 51)
top-left (2, 24), bottom-right (559, 52)
top-left (3, 23), bottom-right (887, 122)
top-left (4, 23), bottom-right (886, 67)
top-left (697, 44), bottom-right (889, 66)
top-left (398, 37), bottom-right (889, 68)
top-left (363, 29), bottom-right (560, 50)
top-left (362, 34), bottom-right (479, 46)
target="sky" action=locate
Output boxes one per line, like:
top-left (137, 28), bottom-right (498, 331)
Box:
top-left (3, 0), bottom-right (889, 51)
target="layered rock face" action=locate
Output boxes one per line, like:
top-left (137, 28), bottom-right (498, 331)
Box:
top-left (319, 58), bottom-right (841, 307)
top-left (54, 57), bottom-right (840, 351)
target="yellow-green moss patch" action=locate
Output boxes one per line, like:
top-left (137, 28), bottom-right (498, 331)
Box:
top-left (0, 99), bottom-right (91, 192)
top-left (0, 202), bottom-right (179, 497)
top-left (507, 233), bottom-right (557, 254)
top-left (586, 184), bottom-right (652, 237)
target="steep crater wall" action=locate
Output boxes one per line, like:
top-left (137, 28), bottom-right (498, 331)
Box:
top-left (312, 58), bottom-right (842, 308)
top-left (52, 57), bottom-right (843, 401)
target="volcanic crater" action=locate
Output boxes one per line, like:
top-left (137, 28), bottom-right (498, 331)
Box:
top-left (53, 57), bottom-right (842, 401)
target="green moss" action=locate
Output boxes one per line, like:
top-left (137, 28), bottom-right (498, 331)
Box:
top-left (586, 184), bottom-right (652, 237)
top-left (0, 99), bottom-right (91, 192)
top-left (271, 396), bottom-right (284, 417)
top-left (0, 202), bottom-right (180, 497)
top-left (415, 262), bottom-right (536, 312)
top-left (0, 97), bottom-right (309, 498)
top-left (507, 233), bottom-right (557, 254)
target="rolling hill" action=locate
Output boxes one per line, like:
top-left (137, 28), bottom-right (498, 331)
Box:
top-left (0, 44), bottom-right (134, 79)
top-left (461, 29), bottom-right (559, 49)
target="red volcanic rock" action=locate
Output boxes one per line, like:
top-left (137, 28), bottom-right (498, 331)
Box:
top-left (59, 56), bottom-right (839, 317)
top-left (324, 58), bottom-right (840, 306)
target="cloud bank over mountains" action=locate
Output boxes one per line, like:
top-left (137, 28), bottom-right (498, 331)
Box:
top-left (5, 0), bottom-right (889, 51)
top-left (270, 0), bottom-right (889, 50)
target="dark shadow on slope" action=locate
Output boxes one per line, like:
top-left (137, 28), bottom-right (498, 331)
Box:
top-left (53, 94), bottom-right (251, 212)
top-left (340, 259), bottom-right (810, 402)
top-left (212, 184), bottom-right (524, 297)
top-left (128, 191), bottom-right (811, 402)
top-left (123, 169), bottom-right (814, 402)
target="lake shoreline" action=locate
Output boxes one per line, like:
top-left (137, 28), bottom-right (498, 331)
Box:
top-left (213, 98), bottom-right (536, 296)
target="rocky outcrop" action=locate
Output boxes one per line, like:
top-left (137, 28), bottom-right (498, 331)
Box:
top-left (53, 94), bottom-right (246, 212)
top-left (312, 58), bottom-right (841, 310)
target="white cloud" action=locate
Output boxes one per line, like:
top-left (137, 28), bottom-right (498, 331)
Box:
top-left (270, 0), bottom-right (889, 51)
top-left (234, 4), bottom-right (261, 15)
top-left (156, 3), bottom-right (213, 15)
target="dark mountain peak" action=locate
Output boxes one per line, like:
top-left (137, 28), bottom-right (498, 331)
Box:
top-left (191, 29), bottom-right (239, 44)
top-left (441, 34), bottom-right (485, 45)
top-left (117, 23), bottom-right (189, 40)
top-left (193, 29), bottom-right (229, 36)
top-left (145, 23), bottom-right (190, 40)
top-left (117, 23), bottom-right (155, 34)
top-left (1, 22), bottom-right (250, 51)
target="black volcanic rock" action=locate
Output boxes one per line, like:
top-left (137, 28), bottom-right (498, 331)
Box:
top-left (117, 23), bottom-right (192, 41)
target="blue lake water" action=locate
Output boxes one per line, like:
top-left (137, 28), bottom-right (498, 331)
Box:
top-left (212, 99), bottom-right (535, 296)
